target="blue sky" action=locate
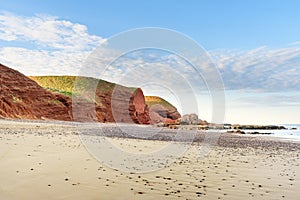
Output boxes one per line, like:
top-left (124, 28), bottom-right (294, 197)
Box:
top-left (0, 0), bottom-right (300, 124)
top-left (2, 0), bottom-right (300, 49)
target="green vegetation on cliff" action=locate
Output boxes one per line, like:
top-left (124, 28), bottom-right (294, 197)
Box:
top-left (145, 96), bottom-right (177, 110)
top-left (30, 76), bottom-right (179, 113)
top-left (30, 76), bottom-right (116, 96)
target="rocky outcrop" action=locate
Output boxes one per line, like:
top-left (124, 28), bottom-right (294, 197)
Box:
top-left (179, 113), bottom-right (209, 125)
top-left (231, 124), bottom-right (286, 130)
top-left (180, 113), bottom-right (199, 125)
top-left (0, 64), bottom-right (150, 124)
top-left (130, 88), bottom-right (150, 124)
top-left (145, 96), bottom-right (181, 124)
top-left (110, 86), bottom-right (150, 124)
top-left (227, 130), bottom-right (273, 135)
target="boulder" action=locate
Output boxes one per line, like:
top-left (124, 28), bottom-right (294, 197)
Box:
top-left (180, 113), bottom-right (199, 125)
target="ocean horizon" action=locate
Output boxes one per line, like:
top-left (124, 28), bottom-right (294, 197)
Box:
top-left (243, 124), bottom-right (300, 141)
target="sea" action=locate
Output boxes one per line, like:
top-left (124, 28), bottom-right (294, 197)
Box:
top-left (242, 124), bottom-right (300, 142)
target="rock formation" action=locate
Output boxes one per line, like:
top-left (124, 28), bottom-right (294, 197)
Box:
top-left (0, 64), bottom-right (72, 121)
top-left (180, 113), bottom-right (199, 125)
top-left (145, 96), bottom-right (181, 124)
top-left (0, 64), bottom-right (150, 124)
top-left (110, 85), bottom-right (150, 124)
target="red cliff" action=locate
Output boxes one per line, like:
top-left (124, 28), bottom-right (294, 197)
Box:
top-left (0, 64), bottom-right (150, 124)
top-left (0, 64), bottom-right (72, 121)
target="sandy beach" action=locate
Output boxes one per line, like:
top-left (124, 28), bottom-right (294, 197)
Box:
top-left (0, 120), bottom-right (299, 200)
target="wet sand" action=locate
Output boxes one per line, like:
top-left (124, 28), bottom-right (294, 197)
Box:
top-left (0, 120), bottom-right (299, 200)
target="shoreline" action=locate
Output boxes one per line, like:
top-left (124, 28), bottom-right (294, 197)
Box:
top-left (1, 119), bottom-right (299, 150)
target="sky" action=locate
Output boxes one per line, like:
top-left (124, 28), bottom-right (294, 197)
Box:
top-left (0, 0), bottom-right (300, 124)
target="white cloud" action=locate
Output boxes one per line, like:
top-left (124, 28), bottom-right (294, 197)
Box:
top-left (0, 11), bottom-right (299, 94)
top-left (288, 41), bottom-right (300, 46)
top-left (0, 12), bottom-right (106, 76)
top-left (0, 12), bottom-right (105, 51)
top-left (0, 47), bottom-right (89, 75)
top-left (232, 92), bottom-right (300, 107)
top-left (210, 45), bottom-right (300, 91)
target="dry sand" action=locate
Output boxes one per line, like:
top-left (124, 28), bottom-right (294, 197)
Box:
top-left (0, 120), bottom-right (299, 200)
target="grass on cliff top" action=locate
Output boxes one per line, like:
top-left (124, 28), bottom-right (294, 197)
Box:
top-left (29, 76), bottom-right (117, 96)
top-left (145, 96), bottom-right (177, 110)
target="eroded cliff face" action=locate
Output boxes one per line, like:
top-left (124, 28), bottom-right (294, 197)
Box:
top-left (145, 96), bottom-right (181, 124)
top-left (110, 86), bottom-right (150, 124)
top-left (0, 64), bottom-right (72, 121)
top-left (130, 88), bottom-right (150, 124)
top-left (0, 64), bottom-right (150, 124)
